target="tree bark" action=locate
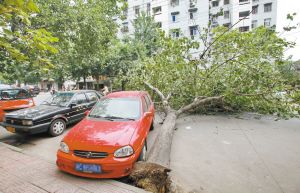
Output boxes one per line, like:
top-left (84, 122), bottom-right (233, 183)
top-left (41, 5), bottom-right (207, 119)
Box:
top-left (147, 110), bottom-right (177, 167)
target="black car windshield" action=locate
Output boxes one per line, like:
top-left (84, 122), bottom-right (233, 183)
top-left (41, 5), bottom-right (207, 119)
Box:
top-left (0, 89), bottom-right (30, 100)
top-left (89, 98), bottom-right (141, 120)
top-left (43, 92), bottom-right (74, 107)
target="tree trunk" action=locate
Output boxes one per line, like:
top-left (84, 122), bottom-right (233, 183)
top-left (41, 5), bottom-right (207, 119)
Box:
top-left (83, 76), bottom-right (86, 90)
top-left (147, 110), bottom-right (177, 167)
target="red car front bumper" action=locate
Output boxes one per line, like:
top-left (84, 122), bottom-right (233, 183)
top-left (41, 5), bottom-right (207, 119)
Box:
top-left (56, 150), bottom-right (138, 179)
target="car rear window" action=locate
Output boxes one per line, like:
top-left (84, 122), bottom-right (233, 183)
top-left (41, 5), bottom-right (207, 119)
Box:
top-left (0, 89), bottom-right (30, 100)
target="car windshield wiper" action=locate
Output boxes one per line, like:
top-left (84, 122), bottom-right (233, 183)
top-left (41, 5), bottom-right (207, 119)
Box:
top-left (103, 116), bottom-right (136, 121)
top-left (89, 115), bottom-right (115, 121)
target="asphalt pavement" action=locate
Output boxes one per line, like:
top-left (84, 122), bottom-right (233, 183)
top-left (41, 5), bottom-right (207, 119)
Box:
top-left (170, 114), bottom-right (300, 193)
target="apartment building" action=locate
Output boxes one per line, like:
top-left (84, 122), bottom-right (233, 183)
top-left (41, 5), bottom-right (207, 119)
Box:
top-left (210, 0), bottom-right (277, 32)
top-left (118, 0), bottom-right (277, 38)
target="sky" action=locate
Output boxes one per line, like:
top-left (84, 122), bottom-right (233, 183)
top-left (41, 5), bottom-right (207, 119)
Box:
top-left (277, 0), bottom-right (300, 61)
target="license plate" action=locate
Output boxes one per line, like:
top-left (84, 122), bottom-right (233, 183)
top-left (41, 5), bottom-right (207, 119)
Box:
top-left (7, 126), bottom-right (15, 133)
top-left (75, 163), bottom-right (101, 173)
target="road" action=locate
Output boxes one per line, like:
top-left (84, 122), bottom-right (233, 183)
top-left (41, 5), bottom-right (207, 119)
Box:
top-left (170, 114), bottom-right (300, 193)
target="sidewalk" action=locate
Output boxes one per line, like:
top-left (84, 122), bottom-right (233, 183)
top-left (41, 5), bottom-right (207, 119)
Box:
top-left (0, 142), bottom-right (148, 193)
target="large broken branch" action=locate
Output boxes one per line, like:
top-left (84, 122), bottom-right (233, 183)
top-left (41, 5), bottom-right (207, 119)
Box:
top-left (144, 81), bottom-right (172, 114)
top-left (176, 96), bottom-right (224, 116)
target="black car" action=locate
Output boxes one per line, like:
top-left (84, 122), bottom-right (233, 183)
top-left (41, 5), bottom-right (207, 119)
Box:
top-left (1, 90), bottom-right (102, 137)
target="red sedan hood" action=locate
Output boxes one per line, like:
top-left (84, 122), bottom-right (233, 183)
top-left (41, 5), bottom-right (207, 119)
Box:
top-left (64, 118), bottom-right (139, 153)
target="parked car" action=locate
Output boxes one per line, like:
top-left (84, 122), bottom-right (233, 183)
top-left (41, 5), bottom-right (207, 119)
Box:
top-left (56, 91), bottom-right (155, 178)
top-left (22, 85), bottom-right (40, 96)
top-left (0, 88), bottom-right (35, 122)
top-left (32, 85), bottom-right (40, 96)
top-left (1, 90), bottom-right (102, 136)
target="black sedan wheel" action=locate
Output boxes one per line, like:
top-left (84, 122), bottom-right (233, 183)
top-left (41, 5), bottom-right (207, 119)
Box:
top-left (49, 119), bottom-right (66, 137)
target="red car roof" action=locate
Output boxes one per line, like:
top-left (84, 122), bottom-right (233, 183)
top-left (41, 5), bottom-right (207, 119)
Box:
top-left (106, 91), bottom-right (147, 98)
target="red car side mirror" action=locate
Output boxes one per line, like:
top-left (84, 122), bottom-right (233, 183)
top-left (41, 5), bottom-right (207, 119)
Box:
top-left (84, 110), bottom-right (90, 116)
top-left (144, 112), bottom-right (153, 117)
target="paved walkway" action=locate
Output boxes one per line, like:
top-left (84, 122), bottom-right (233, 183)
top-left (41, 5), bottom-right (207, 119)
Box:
top-left (0, 143), bottom-right (148, 193)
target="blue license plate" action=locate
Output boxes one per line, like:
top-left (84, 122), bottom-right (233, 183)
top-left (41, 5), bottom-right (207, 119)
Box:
top-left (75, 163), bottom-right (101, 173)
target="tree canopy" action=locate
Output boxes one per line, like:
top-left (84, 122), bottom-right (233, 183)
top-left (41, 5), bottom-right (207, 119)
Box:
top-left (126, 26), bottom-right (299, 117)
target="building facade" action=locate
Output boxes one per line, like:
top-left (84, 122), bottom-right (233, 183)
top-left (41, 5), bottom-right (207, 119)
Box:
top-left (118, 0), bottom-right (277, 38)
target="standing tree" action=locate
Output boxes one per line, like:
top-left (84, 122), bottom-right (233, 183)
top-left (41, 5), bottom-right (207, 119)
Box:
top-left (32, 0), bottom-right (120, 88)
top-left (0, 0), bottom-right (59, 84)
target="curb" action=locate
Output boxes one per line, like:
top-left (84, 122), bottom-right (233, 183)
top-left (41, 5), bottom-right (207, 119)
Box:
top-left (0, 142), bottom-right (23, 153)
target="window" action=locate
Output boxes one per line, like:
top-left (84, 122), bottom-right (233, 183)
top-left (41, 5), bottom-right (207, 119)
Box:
top-left (122, 8), bottom-right (128, 19)
top-left (145, 94), bottom-right (152, 108)
top-left (190, 0), bottom-right (197, 7)
top-left (190, 26), bottom-right (198, 39)
top-left (171, 29), bottom-right (180, 38)
top-left (239, 26), bottom-right (249, 32)
top-left (86, 92), bottom-right (98, 102)
top-left (239, 11), bottom-right (250, 18)
top-left (156, 22), bottom-right (162, 28)
top-left (251, 20), bottom-right (257, 28)
top-left (171, 12), bottom-right (179, 22)
top-left (264, 3), bottom-right (272, 12)
top-left (170, 0), bottom-right (179, 6)
top-left (212, 1), bottom-right (219, 7)
top-left (252, 5), bottom-right (258, 14)
top-left (264, 18), bottom-right (271, 27)
top-left (121, 22), bottom-right (129, 33)
top-left (239, 0), bottom-right (249, 4)
top-left (224, 0), bottom-right (230, 5)
top-left (153, 6), bottom-right (162, 15)
top-left (224, 11), bottom-right (230, 19)
top-left (143, 96), bottom-right (150, 112)
top-left (0, 89), bottom-right (30, 100)
top-left (211, 14), bottom-right (218, 22)
top-left (89, 98), bottom-right (141, 120)
top-left (74, 94), bottom-right (88, 104)
top-left (190, 12), bottom-right (194, 19)
top-left (223, 23), bottom-right (231, 28)
top-left (134, 6), bottom-right (140, 15)
top-left (147, 3), bottom-right (151, 16)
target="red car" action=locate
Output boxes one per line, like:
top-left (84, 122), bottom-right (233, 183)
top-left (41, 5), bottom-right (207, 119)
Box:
top-left (56, 91), bottom-right (155, 178)
top-left (0, 88), bottom-right (35, 123)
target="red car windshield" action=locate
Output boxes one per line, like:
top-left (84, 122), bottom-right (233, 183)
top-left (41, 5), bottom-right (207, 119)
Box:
top-left (0, 89), bottom-right (31, 100)
top-left (89, 98), bottom-right (141, 120)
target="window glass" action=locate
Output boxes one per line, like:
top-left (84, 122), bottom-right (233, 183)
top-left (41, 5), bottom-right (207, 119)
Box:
top-left (264, 3), bottom-right (272, 12)
top-left (86, 92), bottom-right (98, 102)
top-left (74, 93), bottom-right (88, 104)
top-left (143, 96), bottom-right (150, 112)
top-left (89, 98), bottom-right (141, 120)
top-left (145, 95), bottom-right (152, 109)
top-left (43, 92), bottom-right (74, 107)
top-left (0, 89), bottom-right (30, 100)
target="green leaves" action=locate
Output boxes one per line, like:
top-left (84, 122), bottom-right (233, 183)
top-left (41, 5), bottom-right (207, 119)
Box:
top-left (127, 25), bottom-right (299, 117)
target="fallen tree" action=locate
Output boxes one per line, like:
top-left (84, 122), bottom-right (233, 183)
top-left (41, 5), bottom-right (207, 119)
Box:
top-left (126, 25), bottom-right (299, 192)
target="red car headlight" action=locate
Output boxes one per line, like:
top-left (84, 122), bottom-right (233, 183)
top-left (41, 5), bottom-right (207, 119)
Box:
top-left (114, 145), bottom-right (134, 158)
top-left (60, 141), bottom-right (70, 154)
